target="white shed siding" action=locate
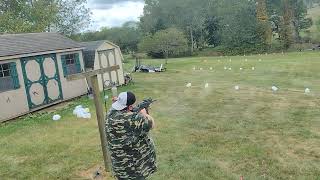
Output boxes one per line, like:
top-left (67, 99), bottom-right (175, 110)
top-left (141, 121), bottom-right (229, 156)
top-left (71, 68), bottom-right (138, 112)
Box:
top-left (57, 51), bottom-right (88, 100)
top-left (0, 59), bottom-right (29, 121)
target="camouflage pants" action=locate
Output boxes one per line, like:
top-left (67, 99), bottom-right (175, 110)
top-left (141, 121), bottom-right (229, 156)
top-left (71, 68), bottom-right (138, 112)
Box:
top-left (116, 176), bottom-right (145, 180)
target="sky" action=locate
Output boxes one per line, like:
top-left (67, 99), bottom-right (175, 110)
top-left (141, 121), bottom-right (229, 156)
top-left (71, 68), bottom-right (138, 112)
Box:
top-left (87, 0), bottom-right (145, 31)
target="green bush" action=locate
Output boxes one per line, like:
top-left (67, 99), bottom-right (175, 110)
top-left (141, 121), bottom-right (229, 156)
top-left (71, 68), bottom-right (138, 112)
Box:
top-left (138, 28), bottom-right (188, 58)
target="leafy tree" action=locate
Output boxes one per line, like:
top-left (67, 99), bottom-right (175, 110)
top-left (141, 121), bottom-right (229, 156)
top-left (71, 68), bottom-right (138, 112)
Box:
top-left (74, 21), bottom-right (142, 53)
top-left (257, 0), bottom-right (272, 45)
top-left (216, 0), bottom-right (265, 54)
top-left (0, 0), bottom-right (91, 35)
top-left (290, 0), bottom-right (313, 41)
top-left (140, 0), bottom-right (210, 53)
top-left (204, 15), bottom-right (220, 47)
top-left (0, 0), bottom-right (57, 33)
top-left (138, 28), bottom-right (188, 61)
top-left (53, 0), bottom-right (91, 36)
top-left (280, 0), bottom-right (295, 48)
top-left (267, 0), bottom-right (312, 47)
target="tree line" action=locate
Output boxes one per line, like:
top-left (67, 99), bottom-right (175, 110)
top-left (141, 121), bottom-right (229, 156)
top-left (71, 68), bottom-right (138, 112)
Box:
top-left (1, 0), bottom-right (319, 57)
top-left (77, 0), bottom-right (317, 57)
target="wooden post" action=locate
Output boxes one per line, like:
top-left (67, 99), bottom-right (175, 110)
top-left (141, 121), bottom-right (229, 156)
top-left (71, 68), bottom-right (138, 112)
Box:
top-left (66, 65), bottom-right (120, 173)
top-left (91, 74), bottom-right (111, 172)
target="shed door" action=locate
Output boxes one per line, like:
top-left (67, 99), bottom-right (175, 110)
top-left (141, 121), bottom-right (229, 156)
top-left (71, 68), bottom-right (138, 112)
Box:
top-left (21, 54), bottom-right (63, 109)
top-left (98, 49), bottom-right (120, 86)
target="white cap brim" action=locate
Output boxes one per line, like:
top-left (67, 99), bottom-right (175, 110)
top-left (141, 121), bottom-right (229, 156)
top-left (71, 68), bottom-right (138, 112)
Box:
top-left (112, 101), bottom-right (127, 111)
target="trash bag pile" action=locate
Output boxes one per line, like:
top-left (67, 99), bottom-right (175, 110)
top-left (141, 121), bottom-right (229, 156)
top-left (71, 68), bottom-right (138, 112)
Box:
top-left (73, 105), bottom-right (92, 119)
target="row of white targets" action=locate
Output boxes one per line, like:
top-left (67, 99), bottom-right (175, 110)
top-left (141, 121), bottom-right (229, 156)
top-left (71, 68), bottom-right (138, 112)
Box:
top-left (185, 83), bottom-right (312, 94)
top-left (190, 56), bottom-right (311, 94)
top-left (193, 66), bottom-right (256, 71)
top-left (194, 58), bottom-right (263, 71)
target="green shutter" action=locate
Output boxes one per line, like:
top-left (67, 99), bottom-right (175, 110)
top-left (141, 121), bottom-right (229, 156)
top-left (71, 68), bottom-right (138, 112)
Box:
top-left (10, 62), bottom-right (20, 89)
top-left (61, 55), bottom-right (68, 77)
top-left (75, 53), bottom-right (81, 73)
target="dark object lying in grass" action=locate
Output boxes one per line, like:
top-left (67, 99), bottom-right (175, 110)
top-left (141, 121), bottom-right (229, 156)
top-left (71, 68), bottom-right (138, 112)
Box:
top-left (134, 64), bottom-right (166, 73)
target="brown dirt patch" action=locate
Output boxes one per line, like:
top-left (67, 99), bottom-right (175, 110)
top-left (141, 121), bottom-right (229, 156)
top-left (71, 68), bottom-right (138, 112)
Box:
top-left (77, 165), bottom-right (114, 180)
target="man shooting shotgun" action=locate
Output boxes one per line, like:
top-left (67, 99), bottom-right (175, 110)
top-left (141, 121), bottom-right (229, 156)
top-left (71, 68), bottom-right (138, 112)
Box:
top-left (105, 92), bottom-right (157, 180)
top-left (132, 98), bottom-right (157, 114)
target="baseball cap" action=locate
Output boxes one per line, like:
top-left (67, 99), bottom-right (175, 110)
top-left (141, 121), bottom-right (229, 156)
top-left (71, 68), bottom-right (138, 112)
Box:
top-left (112, 92), bottom-right (136, 110)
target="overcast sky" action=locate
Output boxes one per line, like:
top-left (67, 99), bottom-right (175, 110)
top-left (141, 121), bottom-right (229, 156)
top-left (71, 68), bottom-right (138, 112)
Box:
top-left (87, 0), bottom-right (145, 30)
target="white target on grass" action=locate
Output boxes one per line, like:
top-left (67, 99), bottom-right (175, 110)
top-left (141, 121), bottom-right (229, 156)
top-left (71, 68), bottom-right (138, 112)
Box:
top-left (272, 86), bottom-right (279, 92)
top-left (305, 88), bottom-right (311, 94)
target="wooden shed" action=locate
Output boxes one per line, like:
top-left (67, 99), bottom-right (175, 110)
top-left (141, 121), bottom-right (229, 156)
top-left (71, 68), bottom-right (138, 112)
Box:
top-left (82, 41), bottom-right (125, 91)
top-left (0, 33), bottom-right (88, 122)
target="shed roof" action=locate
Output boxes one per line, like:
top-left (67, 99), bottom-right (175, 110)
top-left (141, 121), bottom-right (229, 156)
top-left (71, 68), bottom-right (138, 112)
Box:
top-left (0, 32), bottom-right (84, 58)
top-left (82, 40), bottom-right (119, 69)
top-left (82, 40), bottom-right (119, 52)
top-left (82, 40), bottom-right (105, 51)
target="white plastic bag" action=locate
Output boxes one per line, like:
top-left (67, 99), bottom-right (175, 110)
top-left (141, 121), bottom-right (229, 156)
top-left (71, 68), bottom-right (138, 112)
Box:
top-left (73, 105), bottom-right (92, 119)
top-left (82, 112), bottom-right (92, 119)
top-left (52, 115), bottom-right (61, 121)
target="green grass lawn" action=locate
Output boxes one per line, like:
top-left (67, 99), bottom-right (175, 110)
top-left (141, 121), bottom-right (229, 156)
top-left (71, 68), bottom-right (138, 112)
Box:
top-left (1, 52), bottom-right (320, 179)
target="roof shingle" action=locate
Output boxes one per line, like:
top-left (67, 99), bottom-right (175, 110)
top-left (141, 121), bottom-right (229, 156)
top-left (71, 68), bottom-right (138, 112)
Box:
top-left (0, 32), bottom-right (84, 58)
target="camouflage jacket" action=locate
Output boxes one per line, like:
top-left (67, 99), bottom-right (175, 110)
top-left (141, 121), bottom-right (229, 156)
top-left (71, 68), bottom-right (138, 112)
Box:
top-left (106, 109), bottom-right (157, 180)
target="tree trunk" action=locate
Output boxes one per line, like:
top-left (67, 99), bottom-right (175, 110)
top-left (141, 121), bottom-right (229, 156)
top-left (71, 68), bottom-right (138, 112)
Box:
top-left (190, 27), bottom-right (194, 55)
top-left (293, 20), bottom-right (300, 42)
top-left (282, 0), bottom-right (294, 49)
top-left (256, 0), bottom-right (272, 45)
top-left (165, 49), bottom-right (169, 64)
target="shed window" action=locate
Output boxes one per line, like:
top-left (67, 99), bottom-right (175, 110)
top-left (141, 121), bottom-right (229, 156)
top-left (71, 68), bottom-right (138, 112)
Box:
top-left (0, 62), bottom-right (20, 92)
top-left (61, 53), bottom-right (82, 77)
top-left (66, 54), bottom-right (76, 65)
top-left (0, 63), bottom-right (10, 77)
